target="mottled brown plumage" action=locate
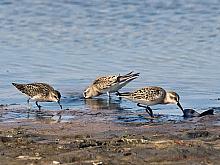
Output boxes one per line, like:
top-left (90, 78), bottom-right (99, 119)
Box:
top-left (118, 86), bottom-right (184, 117)
top-left (128, 87), bottom-right (166, 103)
top-left (83, 71), bottom-right (139, 98)
top-left (12, 82), bottom-right (62, 110)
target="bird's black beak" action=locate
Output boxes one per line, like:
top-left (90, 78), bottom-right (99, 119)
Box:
top-left (58, 100), bottom-right (62, 109)
top-left (177, 102), bottom-right (184, 113)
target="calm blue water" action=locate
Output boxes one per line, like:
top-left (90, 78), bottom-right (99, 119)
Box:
top-left (0, 0), bottom-right (220, 119)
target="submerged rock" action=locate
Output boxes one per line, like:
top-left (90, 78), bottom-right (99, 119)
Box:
top-left (183, 109), bottom-right (214, 118)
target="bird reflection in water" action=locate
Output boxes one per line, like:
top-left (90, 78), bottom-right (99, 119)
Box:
top-left (84, 98), bottom-right (122, 111)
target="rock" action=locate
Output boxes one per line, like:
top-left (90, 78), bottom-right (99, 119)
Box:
top-left (183, 109), bottom-right (214, 118)
top-left (183, 109), bottom-right (200, 118)
top-left (16, 155), bottom-right (42, 160)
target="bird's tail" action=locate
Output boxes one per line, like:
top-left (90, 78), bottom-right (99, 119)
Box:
top-left (12, 83), bottom-right (25, 91)
top-left (116, 92), bottom-right (131, 97)
top-left (117, 71), bottom-right (140, 83)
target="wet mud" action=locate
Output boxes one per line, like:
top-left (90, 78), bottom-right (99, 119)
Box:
top-left (0, 105), bottom-right (220, 165)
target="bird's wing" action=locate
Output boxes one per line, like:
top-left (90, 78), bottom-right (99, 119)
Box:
top-left (92, 75), bottom-right (118, 90)
top-left (117, 72), bottom-right (139, 83)
top-left (24, 83), bottom-right (52, 97)
top-left (132, 87), bottom-right (166, 102)
top-left (34, 83), bottom-right (54, 91)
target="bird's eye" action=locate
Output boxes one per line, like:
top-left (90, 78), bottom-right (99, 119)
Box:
top-left (54, 95), bottom-right (58, 99)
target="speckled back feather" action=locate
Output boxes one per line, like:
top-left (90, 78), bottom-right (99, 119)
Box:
top-left (83, 72), bottom-right (140, 98)
top-left (92, 72), bottom-right (139, 91)
top-left (119, 86), bottom-right (166, 102)
top-left (12, 83), bottom-right (55, 97)
top-left (92, 75), bottom-right (118, 90)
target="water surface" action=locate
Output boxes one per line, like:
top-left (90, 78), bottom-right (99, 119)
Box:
top-left (0, 0), bottom-right (220, 121)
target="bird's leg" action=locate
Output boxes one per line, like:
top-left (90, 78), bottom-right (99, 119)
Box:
top-left (137, 103), bottom-right (150, 114)
top-left (54, 111), bottom-right (62, 123)
top-left (107, 92), bottom-right (111, 99)
top-left (137, 103), bottom-right (154, 118)
top-left (146, 106), bottom-right (154, 118)
top-left (57, 100), bottom-right (62, 109)
top-left (116, 91), bottom-right (122, 101)
top-left (106, 92), bottom-right (112, 105)
top-left (35, 101), bottom-right (42, 111)
top-left (27, 98), bottom-right (31, 110)
top-left (57, 115), bottom-right (62, 123)
top-left (27, 111), bottom-right (30, 119)
top-left (137, 103), bottom-right (145, 108)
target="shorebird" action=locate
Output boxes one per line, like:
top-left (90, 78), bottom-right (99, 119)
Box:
top-left (12, 83), bottom-right (62, 110)
top-left (83, 71), bottom-right (139, 99)
top-left (117, 86), bottom-right (184, 117)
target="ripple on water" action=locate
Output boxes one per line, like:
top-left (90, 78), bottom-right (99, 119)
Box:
top-left (0, 0), bottom-right (220, 121)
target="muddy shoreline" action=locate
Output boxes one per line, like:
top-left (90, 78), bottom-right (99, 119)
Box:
top-left (0, 106), bottom-right (220, 165)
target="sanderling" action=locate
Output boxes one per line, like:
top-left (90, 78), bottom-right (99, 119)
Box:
top-left (117, 86), bottom-right (184, 117)
top-left (83, 71), bottom-right (139, 99)
top-left (12, 82), bottom-right (62, 110)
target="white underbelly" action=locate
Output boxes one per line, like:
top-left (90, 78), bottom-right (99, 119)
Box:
top-left (102, 82), bottom-right (128, 93)
top-left (31, 95), bottom-right (52, 102)
top-left (126, 98), bottom-right (160, 106)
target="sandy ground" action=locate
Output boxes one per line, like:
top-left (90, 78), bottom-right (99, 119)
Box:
top-left (0, 105), bottom-right (220, 165)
